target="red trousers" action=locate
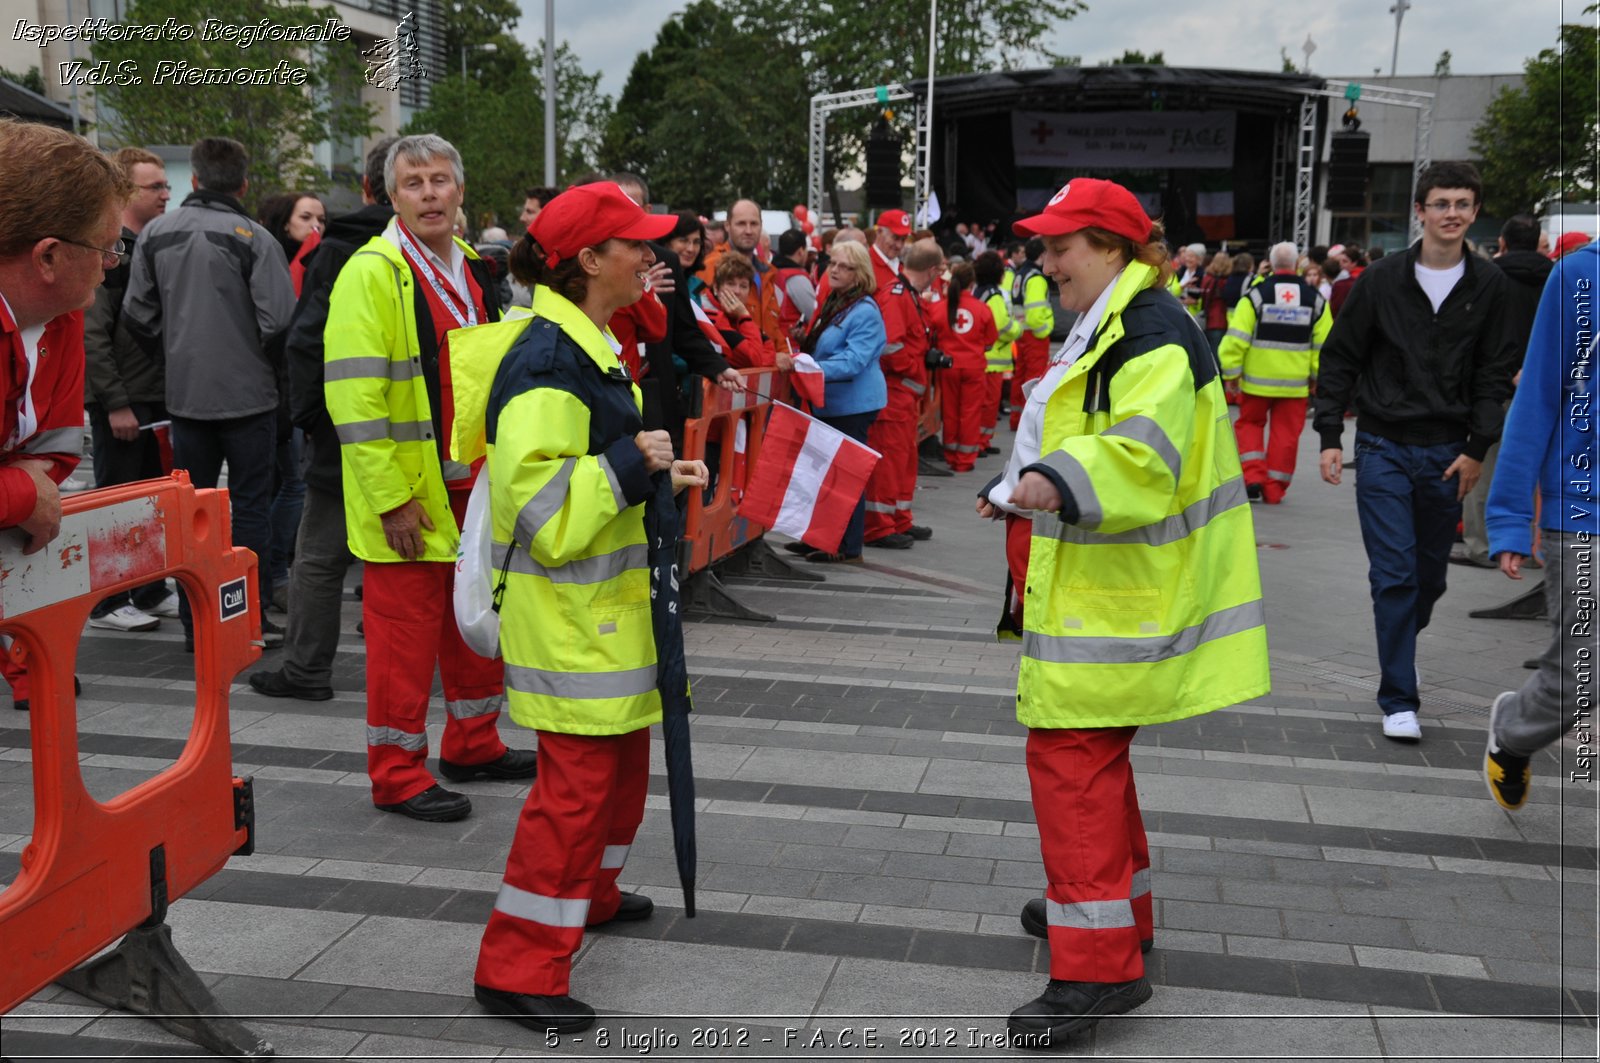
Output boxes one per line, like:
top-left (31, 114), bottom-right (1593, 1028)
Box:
top-left (1004, 512), bottom-right (1031, 630)
top-left (362, 489), bottom-right (507, 805)
top-left (1027, 726), bottom-right (1152, 983)
top-left (940, 364), bottom-right (986, 470)
top-left (979, 372), bottom-right (1007, 448)
top-left (1235, 393), bottom-right (1308, 504)
top-left (864, 392), bottom-right (920, 540)
top-left (476, 727), bottom-right (649, 995)
top-left (1009, 335), bottom-right (1050, 430)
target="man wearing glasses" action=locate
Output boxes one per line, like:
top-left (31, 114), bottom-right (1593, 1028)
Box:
top-left (83, 147), bottom-right (178, 633)
top-left (124, 137), bottom-right (296, 650)
top-left (0, 121), bottom-right (133, 709)
top-left (1313, 161), bottom-right (1520, 743)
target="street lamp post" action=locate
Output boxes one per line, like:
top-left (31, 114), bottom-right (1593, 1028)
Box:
top-left (1388, 0), bottom-right (1411, 77)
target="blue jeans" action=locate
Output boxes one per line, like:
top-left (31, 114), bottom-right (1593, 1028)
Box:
top-left (818, 410), bottom-right (878, 558)
top-left (268, 428), bottom-right (307, 592)
top-left (171, 411), bottom-right (277, 636)
top-left (1352, 431), bottom-right (1463, 716)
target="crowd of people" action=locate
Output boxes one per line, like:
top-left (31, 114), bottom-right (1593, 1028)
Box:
top-left (1, 115), bottom-right (1595, 1048)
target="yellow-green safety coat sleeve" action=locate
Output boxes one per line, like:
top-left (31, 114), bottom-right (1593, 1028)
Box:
top-left (1022, 273), bottom-right (1054, 338)
top-left (989, 291), bottom-right (1023, 345)
top-left (1218, 296), bottom-right (1257, 381)
top-left (1309, 300), bottom-right (1332, 382)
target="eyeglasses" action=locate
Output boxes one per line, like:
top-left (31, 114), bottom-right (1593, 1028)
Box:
top-left (1423, 199), bottom-right (1476, 214)
top-left (135, 181), bottom-right (172, 192)
top-left (55, 236), bottom-right (128, 266)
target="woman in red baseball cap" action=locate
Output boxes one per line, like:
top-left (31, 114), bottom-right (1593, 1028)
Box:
top-left (974, 178), bottom-right (1270, 1048)
top-left (460, 181), bottom-right (708, 1035)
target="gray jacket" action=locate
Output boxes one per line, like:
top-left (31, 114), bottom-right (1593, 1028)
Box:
top-left (123, 190), bottom-right (295, 419)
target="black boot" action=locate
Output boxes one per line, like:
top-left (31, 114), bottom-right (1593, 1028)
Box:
top-left (474, 984), bottom-right (595, 1033)
top-left (1007, 978), bottom-right (1153, 1049)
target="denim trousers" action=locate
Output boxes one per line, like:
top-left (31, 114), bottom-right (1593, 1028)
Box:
top-left (818, 409), bottom-right (878, 558)
top-left (170, 411), bottom-right (276, 635)
top-left (1353, 431), bottom-right (1463, 716)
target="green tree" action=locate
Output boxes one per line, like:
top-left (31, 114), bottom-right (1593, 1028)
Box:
top-left (1106, 49), bottom-right (1166, 65)
top-left (0, 65), bottom-right (46, 95)
top-left (90, 0), bottom-right (374, 202)
top-left (1472, 19), bottom-right (1599, 216)
top-left (405, 40), bottom-right (609, 228)
top-left (1433, 50), bottom-right (1452, 76)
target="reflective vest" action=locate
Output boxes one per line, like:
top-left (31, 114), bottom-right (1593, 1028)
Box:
top-left (976, 283), bottom-right (1021, 373)
top-left (1012, 261), bottom-right (1054, 339)
top-left (447, 288), bottom-right (662, 736)
top-left (324, 231), bottom-right (494, 562)
top-left (1018, 262), bottom-right (1270, 727)
top-left (1218, 274), bottom-right (1331, 398)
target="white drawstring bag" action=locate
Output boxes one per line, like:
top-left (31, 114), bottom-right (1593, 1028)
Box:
top-left (454, 464), bottom-right (512, 658)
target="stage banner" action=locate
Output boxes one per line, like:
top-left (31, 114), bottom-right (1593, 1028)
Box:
top-left (1012, 111), bottom-right (1237, 170)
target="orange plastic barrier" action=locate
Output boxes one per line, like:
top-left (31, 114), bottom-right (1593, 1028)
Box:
top-left (679, 366), bottom-right (784, 575)
top-left (0, 472), bottom-right (260, 1017)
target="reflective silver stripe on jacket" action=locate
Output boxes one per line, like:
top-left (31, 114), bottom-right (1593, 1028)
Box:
top-left (1033, 450), bottom-right (1103, 527)
top-left (334, 417), bottom-right (432, 444)
top-left (1023, 300), bottom-right (1050, 310)
top-left (1243, 373), bottom-right (1311, 389)
top-left (506, 663), bottom-right (659, 700)
top-left (1267, 469), bottom-right (1293, 483)
top-left (324, 357), bottom-right (421, 384)
top-left (1131, 868), bottom-right (1152, 899)
top-left (1248, 337), bottom-right (1314, 353)
top-left (598, 453), bottom-right (627, 510)
top-left (1034, 477), bottom-right (1248, 549)
top-left (900, 377), bottom-right (926, 396)
top-left (493, 882), bottom-right (590, 927)
top-left (516, 457), bottom-right (576, 545)
top-left (1047, 897), bottom-right (1136, 930)
top-left (1102, 416), bottom-right (1182, 484)
top-left (600, 844), bottom-right (630, 870)
top-left (865, 501), bottom-right (897, 513)
top-left (1224, 327), bottom-right (1252, 342)
top-left (366, 725), bottom-right (427, 751)
top-left (21, 427), bottom-right (82, 455)
top-left (446, 696), bottom-right (501, 720)
top-left (441, 459), bottom-right (474, 481)
top-left (1238, 450), bottom-right (1267, 462)
top-left (496, 541), bottom-right (648, 585)
top-left (1024, 598), bottom-right (1266, 665)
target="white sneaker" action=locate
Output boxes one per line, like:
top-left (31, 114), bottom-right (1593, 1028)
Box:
top-left (1382, 710), bottom-right (1422, 742)
top-left (148, 591), bottom-right (181, 618)
top-left (89, 604), bottom-right (160, 632)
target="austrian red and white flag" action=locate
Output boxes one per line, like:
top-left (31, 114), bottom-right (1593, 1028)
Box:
top-left (742, 403), bottom-right (880, 553)
top-left (789, 352), bottom-right (826, 408)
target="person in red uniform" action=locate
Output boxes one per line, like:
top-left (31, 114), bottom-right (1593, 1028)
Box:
top-left (862, 211), bottom-right (933, 548)
top-left (937, 261), bottom-right (998, 471)
top-left (700, 254), bottom-right (776, 368)
top-left (0, 120), bottom-right (132, 709)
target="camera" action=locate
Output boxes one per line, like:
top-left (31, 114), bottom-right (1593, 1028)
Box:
top-left (925, 347), bottom-right (954, 370)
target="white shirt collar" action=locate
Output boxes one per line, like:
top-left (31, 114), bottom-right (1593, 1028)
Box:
top-left (872, 244), bottom-right (900, 273)
top-left (385, 216), bottom-right (469, 295)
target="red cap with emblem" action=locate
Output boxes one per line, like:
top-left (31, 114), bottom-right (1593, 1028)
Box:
top-left (527, 182), bottom-right (677, 268)
top-left (876, 209), bottom-right (912, 236)
top-left (1013, 178), bottom-right (1152, 244)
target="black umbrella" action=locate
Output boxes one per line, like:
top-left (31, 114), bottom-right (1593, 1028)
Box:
top-left (644, 472), bottom-right (697, 916)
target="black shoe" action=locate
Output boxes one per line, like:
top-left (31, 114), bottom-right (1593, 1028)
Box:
top-left (865, 533), bottom-right (914, 550)
top-left (248, 668), bottom-right (333, 702)
top-left (1021, 898), bottom-right (1151, 953)
top-left (260, 617), bottom-right (285, 648)
top-left (782, 540), bottom-right (812, 555)
top-left (1007, 977), bottom-right (1153, 1049)
top-left (1485, 692), bottom-right (1532, 811)
top-left (1245, 482), bottom-right (1263, 501)
top-left (1523, 657), bottom-right (1540, 670)
top-left (473, 984), bottom-right (595, 1034)
top-left (184, 634), bottom-right (193, 653)
top-left (12, 699), bottom-right (24, 711)
top-left (807, 550), bottom-right (863, 564)
top-left (376, 784), bottom-right (472, 822)
top-left (590, 891), bottom-right (654, 927)
top-left (984, 446), bottom-right (1002, 455)
top-left (906, 524), bottom-right (933, 541)
top-left (439, 747), bottom-right (537, 782)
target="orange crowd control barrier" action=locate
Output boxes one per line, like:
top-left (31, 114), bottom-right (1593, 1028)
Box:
top-left (678, 366), bottom-right (824, 621)
top-left (0, 472), bottom-right (269, 1057)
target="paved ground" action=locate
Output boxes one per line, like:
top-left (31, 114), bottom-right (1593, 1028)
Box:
top-left (2, 420), bottom-right (1597, 1061)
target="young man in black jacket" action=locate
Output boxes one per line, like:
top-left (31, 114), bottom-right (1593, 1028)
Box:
top-left (248, 137), bottom-right (396, 702)
top-left (1314, 161), bottom-right (1521, 742)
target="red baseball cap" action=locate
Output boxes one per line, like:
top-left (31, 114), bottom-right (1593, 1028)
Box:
top-left (1552, 231), bottom-right (1592, 259)
top-left (876, 209), bottom-right (913, 236)
top-left (1013, 179), bottom-right (1152, 244)
top-left (528, 182), bottom-right (677, 267)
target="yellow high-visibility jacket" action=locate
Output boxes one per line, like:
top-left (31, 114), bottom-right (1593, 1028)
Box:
top-left (1012, 262), bottom-right (1054, 340)
top-left (977, 283), bottom-right (1022, 373)
top-left (448, 288), bottom-right (661, 735)
top-left (1016, 262), bottom-right (1270, 727)
top-left (324, 226), bottom-right (495, 562)
top-left (1218, 274), bottom-right (1332, 398)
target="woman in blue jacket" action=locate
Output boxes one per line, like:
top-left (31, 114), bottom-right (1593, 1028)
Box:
top-left (795, 239), bottom-right (886, 562)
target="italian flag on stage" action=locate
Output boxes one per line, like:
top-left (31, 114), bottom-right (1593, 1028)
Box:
top-left (741, 403), bottom-right (881, 553)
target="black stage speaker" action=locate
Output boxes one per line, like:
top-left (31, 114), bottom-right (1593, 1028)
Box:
top-left (865, 118), bottom-right (903, 211)
top-left (1327, 131), bottom-right (1371, 212)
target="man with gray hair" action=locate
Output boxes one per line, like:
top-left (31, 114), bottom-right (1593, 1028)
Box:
top-left (324, 133), bottom-right (535, 823)
top-left (124, 136), bottom-right (296, 649)
top-left (1218, 240), bottom-right (1331, 504)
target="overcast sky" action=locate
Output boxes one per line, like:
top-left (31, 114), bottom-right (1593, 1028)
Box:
top-left (516, 0), bottom-right (1583, 101)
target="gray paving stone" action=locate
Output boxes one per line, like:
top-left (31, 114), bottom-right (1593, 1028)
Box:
top-left (575, 936), bottom-right (834, 1017)
top-left (1096, 986), bottom-right (1384, 1059)
top-left (811, 871), bottom-right (932, 907)
top-left (1354, 944), bottom-right (1488, 978)
top-left (1282, 909), bottom-right (1416, 949)
top-left (1219, 879), bottom-right (1339, 911)
top-left (880, 851), bottom-right (995, 885)
top-left (347, 1030), bottom-right (507, 1060)
top-left (309, 985), bottom-right (470, 1040)
top-left (1371, 1008), bottom-right (1571, 1059)
top-left (814, 956), bottom-right (1040, 1019)
top-left (923, 881), bottom-right (1039, 917)
top-left (837, 823), bottom-right (949, 855)
top-left (1225, 934), bottom-right (1354, 965)
top-left (770, 842), bottom-right (886, 874)
top-left (164, 898), bottom-right (363, 979)
top-left (1161, 899), bottom-right (1284, 938)
top-left (1407, 918), bottom-right (1549, 961)
top-left (296, 914), bottom-right (482, 994)
top-left (941, 831), bottom-right (1040, 861)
